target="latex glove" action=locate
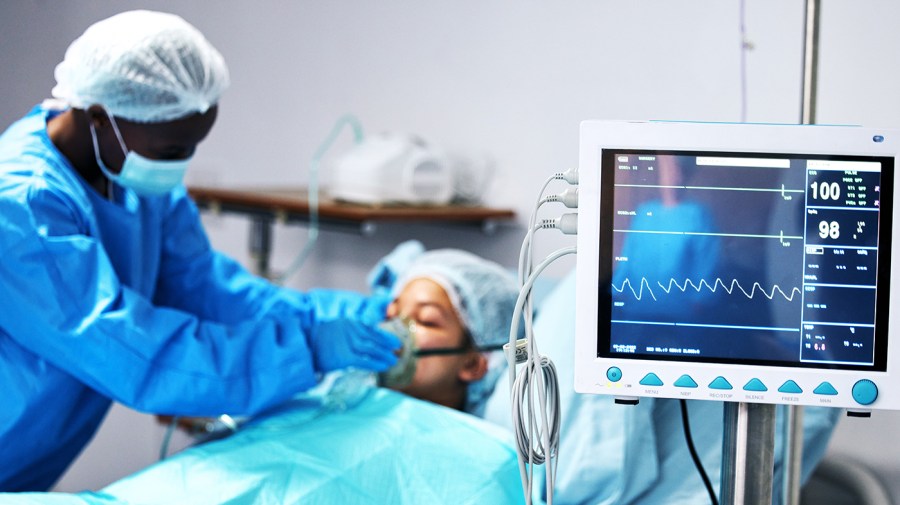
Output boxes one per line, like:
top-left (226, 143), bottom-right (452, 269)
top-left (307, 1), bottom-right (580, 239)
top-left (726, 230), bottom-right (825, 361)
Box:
top-left (308, 318), bottom-right (401, 373)
top-left (306, 290), bottom-right (392, 324)
top-left (356, 292), bottom-right (392, 325)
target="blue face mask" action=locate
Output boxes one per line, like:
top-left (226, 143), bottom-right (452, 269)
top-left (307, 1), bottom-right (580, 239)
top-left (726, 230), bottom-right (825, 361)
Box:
top-left (89, 109), bottom-right (190, 197)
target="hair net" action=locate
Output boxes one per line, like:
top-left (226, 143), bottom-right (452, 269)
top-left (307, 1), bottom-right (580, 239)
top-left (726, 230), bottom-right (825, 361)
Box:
top-left (368, 240), bottom-right (524, 416)
top-left (51, 10), bottom-right (229, 123)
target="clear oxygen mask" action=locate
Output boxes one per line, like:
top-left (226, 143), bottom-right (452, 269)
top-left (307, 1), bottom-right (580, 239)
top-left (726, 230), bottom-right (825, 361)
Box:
top-left (377, 316), bottom-right (418, 388)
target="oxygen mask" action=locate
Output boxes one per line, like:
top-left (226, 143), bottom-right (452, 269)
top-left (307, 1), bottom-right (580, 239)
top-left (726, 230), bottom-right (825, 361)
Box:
top-left (377, 316), bottom-right (418, 389)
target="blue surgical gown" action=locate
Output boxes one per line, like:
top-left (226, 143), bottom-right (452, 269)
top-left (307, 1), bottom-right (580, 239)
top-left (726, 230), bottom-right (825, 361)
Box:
top-left (0, 105), bottom-right (373, 492)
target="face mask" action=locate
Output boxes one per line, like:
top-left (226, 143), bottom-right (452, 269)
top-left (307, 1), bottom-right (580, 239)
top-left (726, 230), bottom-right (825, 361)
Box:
top-left (89, 109), bottom-right (190, 196)
top-left (377, 317), bottom-right (418, 389)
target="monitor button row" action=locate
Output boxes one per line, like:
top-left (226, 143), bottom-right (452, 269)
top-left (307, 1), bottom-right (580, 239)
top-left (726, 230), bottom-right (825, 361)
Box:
top-left (631, 374), bottom-right (876, 404)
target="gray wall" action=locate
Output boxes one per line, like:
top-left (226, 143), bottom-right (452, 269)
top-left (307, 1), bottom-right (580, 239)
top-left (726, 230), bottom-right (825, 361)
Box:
top-left (1, 0), bottom-right (898, 494)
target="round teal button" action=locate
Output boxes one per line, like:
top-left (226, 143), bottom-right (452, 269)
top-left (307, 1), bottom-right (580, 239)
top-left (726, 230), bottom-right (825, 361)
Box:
top-left (852, 379), bottom-right (878, 406)
top-left (607, 367), bottom-right (623, 382)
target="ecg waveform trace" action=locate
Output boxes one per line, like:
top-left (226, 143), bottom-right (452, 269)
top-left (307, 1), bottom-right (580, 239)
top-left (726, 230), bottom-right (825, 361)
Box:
top-left (613, 277), bottom-right (802, 302)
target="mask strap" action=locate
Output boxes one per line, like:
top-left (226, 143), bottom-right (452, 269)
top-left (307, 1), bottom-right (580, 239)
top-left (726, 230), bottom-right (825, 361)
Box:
top-left (98, 105), bottom-right (130, 156)
top-left (414, 343), bottom-right (504, 358)
top-left (88, 106), bottom-right (128, 201)
top-left (88, 121), bottom-right (117, 200)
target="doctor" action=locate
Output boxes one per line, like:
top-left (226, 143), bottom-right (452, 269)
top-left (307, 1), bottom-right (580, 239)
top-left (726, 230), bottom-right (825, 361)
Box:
top-left (0, 10), bottom-right (399, 492)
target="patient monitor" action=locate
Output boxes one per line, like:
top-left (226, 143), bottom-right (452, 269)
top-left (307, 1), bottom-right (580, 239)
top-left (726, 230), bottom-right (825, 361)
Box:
top-left (575, 120), bottom-right (900, 410)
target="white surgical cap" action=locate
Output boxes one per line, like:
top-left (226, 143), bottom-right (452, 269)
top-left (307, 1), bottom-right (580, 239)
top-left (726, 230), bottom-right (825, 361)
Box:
top-left (51, 10), bottom-right (230, 123)
top-left (368, 240), bottom-right (524, 416)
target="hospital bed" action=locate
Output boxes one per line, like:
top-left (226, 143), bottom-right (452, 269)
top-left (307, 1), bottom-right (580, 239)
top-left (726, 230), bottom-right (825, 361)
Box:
top-left (2, 387), bottom-right (524, 505)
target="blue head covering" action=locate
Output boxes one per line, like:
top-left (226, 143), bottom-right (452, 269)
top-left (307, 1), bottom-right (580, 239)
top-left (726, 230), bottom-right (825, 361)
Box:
top-left (368, 240), bottom-right (523, 416)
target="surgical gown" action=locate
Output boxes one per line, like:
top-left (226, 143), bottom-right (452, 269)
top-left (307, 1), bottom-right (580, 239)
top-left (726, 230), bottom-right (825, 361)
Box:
top-left (0, 105), bottom-right (375, 491)
top-left (484, 271), bottom-right (841, 504)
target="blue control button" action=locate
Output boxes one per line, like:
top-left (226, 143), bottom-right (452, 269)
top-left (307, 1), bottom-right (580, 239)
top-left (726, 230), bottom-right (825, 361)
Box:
top-left (606, 367), bottom-right (623, 382)
top-left (778, 380), bottom-right (803, 394)
top-left (674, 375), bottom-right (698, 388)
top-left (851, 380), bottom-right (878, 405)
top-left (743, 378), bottom-right (768, 392)
top-left (813, 382), bottom-right (838, 396)
top-left (708, 376), bottom-right (733, 390)
top-left (639, 373), bottom-right (664, 386)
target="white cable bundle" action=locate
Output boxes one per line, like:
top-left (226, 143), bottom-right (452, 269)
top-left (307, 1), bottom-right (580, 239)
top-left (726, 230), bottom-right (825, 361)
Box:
top-left (507, 168), bottom-right (578, 504)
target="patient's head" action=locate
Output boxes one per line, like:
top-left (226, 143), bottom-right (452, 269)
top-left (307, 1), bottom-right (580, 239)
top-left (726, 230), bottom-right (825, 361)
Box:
top-left (369, 242), bottom-right (521, 415)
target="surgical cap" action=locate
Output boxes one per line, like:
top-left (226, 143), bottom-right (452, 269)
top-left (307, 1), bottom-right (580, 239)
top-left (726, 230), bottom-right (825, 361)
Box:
top-left (368, 240), bottom-right (524, 416)
top-left (51, 10), bottom-right (229, 123)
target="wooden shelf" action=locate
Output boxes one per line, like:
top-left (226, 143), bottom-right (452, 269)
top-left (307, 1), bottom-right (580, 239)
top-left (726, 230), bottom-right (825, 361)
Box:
top-left (188, 186), bottom-right (517, 277)
top-left (188, 186), bottom-right (516, 230)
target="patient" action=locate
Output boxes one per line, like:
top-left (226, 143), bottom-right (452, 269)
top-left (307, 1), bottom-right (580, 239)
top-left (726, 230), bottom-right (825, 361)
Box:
top-left (369, 239), bottom-right (522, 416)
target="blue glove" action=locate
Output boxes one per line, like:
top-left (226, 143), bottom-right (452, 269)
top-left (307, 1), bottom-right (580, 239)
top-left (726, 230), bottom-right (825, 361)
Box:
top-left (308, 318), bottom-right (401, 373)
top-left (305, 290), bottom-right (392, 325)
top-left (355, 292), bottom-right (393, 325)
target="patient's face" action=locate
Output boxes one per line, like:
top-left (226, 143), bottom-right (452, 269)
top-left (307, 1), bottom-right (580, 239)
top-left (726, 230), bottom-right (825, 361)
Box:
top-left (386, 278), bottom-right (479, 409)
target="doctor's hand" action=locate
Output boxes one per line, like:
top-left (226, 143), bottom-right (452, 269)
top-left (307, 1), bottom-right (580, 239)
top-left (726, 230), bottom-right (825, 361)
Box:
top-left (354, 292), bottom-right (393, 325)
top-left (308, 318), bottom-right (401, 373)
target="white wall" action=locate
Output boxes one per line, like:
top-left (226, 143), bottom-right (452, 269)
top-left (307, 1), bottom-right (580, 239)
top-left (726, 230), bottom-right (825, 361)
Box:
top-left (1, 0), bottom-right (899, 494)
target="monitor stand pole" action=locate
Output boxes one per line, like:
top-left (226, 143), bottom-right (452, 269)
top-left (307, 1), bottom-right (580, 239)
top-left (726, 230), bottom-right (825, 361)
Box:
top-left (721, 402), bottom-right (777, 505)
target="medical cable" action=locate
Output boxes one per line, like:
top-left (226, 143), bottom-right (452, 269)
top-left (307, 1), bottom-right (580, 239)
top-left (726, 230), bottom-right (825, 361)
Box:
top-left (509, 246), bottom-right (574, 504)
top-left (519, 169), bottom-right (578, 288)
top-left (536, 214), bottom-right (578, 235)
top-left (274, 114), bottom-right (364, 285)
top-left (510, 169), bottom-right (578, 503)
top-left (518, 171), bottom-right (578, 353)
top-left (517, 170), bottom-right (578, 321)
top-left (540, 187), bottom-right (579, 209)
top-left (514, 172), bottom-right (571, 391)
top-left (559, 167), bottom-right (579, 185)
top-left (680, 399), bottom-right (719, 505)
top-left (513, 174), bottom-right (576, 494)
top-left (159, 416), bottom-right (180, 460)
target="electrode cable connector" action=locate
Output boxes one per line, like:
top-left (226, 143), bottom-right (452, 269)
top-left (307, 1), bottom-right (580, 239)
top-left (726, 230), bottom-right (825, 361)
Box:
top-left (536, 213), bottom-right (578, 235)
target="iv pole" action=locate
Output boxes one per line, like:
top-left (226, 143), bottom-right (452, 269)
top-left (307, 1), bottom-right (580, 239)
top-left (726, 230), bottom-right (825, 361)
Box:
top-left (782, 1), bottom-right (821, 504)
top-left (720, 2), bottom-right (819, 504)
top-left (800, 0), bottom-right (820, 126)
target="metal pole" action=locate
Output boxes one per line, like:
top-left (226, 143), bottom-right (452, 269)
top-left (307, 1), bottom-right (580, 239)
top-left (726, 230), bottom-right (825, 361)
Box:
top-left (721, 402), bottom-right (777, 505)
top-left (800, 0), bottom-right (820, 125)
top-left (782, 1), bottom-right (820, 503)
top-left (249, 216), bottom-right (273, 279)
top-left (781, 406), bottom-right (805, 505)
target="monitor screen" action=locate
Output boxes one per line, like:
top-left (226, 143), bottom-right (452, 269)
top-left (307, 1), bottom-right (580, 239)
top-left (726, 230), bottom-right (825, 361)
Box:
top-left (599, 150), bottom-right (893, 371)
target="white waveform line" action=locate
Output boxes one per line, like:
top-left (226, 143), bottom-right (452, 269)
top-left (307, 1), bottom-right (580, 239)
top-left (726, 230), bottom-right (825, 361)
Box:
top-left (613, 277), bottom-right (801, 302)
